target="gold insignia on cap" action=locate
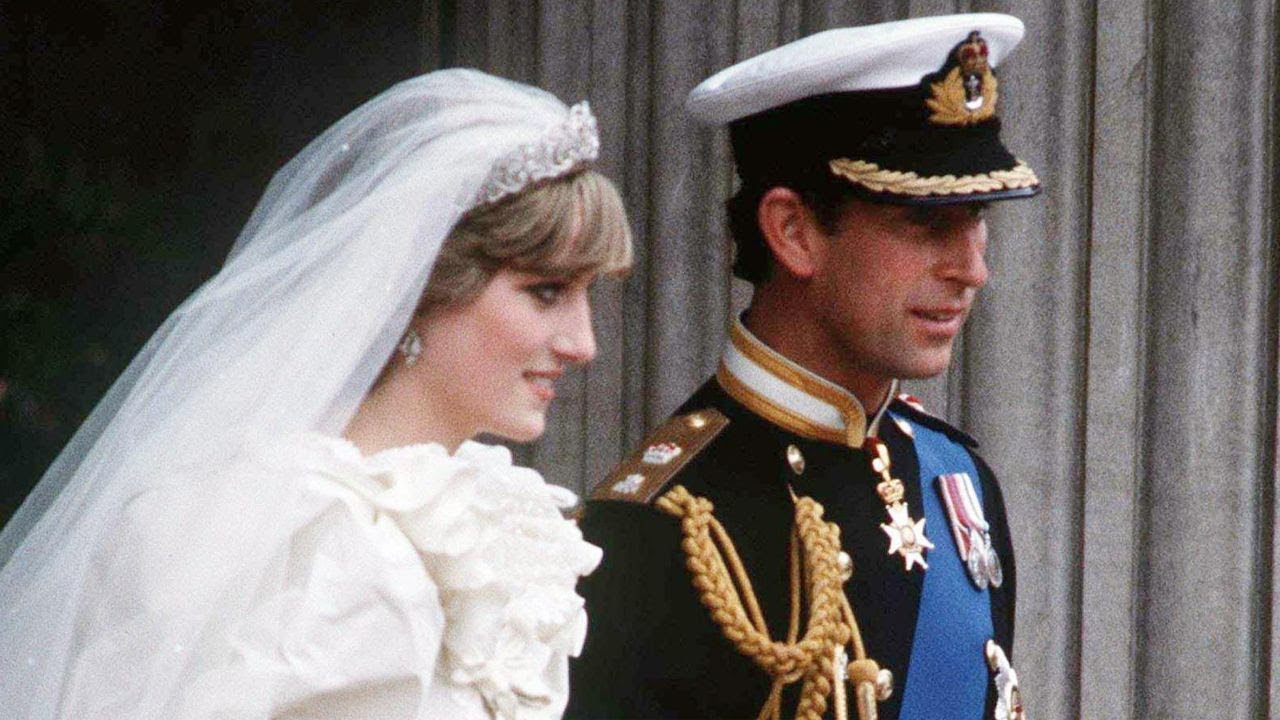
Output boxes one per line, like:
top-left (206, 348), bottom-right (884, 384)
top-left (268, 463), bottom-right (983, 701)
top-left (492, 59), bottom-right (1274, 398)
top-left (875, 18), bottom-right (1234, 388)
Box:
top-left (926, 31), bottom-right (998, 126)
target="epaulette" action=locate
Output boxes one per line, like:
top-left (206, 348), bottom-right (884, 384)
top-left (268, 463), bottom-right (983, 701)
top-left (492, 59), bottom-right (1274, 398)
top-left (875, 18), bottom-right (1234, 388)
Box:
top-left (592, 409), bottom-right (730, 504)
top-left (889, 393), bottom-right (980, 448)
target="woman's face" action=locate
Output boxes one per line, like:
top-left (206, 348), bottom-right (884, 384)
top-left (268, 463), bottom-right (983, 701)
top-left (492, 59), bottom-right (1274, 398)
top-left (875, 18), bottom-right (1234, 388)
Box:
top-left (413, 268), bottom-right (598, 443)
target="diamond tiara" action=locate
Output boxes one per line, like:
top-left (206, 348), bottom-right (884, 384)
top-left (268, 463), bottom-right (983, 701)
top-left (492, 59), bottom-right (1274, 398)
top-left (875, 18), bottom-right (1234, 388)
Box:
top-left (474, 101), bottom-right (600, 207)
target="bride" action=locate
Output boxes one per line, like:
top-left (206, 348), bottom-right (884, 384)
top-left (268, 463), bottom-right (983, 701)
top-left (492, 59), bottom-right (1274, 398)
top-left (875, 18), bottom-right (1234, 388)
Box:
top-left (0, 69), bottom-right (631, 719)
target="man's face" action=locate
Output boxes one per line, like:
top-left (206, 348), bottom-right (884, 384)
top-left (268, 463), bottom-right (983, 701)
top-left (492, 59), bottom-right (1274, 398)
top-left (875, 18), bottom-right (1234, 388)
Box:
top-left (807, 198), bottom-right (989, 392)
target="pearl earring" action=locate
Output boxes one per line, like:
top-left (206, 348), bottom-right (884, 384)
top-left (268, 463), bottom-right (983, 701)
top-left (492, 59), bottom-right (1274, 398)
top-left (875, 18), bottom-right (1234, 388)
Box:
top-left (398, 328), bottom-right (422, 367)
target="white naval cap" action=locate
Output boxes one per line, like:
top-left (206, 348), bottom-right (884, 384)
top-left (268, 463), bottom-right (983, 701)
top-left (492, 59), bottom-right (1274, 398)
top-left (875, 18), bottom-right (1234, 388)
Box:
top-left (685, 13), bottom-right (1039, 206)
top-left (687, 13), bottom-right (1026, 124)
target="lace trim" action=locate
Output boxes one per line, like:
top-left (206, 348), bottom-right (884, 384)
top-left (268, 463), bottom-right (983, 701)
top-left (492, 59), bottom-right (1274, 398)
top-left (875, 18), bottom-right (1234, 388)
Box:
top-left (474, 101), bottom-right (600, 207)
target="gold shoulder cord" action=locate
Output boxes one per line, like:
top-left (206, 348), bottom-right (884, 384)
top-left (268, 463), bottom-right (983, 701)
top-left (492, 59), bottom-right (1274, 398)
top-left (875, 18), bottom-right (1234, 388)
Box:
top-left (656, 485), bottom-right (893, 720)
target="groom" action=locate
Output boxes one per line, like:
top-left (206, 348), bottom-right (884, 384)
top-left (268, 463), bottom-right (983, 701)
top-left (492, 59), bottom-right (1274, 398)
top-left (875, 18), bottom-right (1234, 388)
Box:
top-left (570, 14), bottom-right (1037, 720)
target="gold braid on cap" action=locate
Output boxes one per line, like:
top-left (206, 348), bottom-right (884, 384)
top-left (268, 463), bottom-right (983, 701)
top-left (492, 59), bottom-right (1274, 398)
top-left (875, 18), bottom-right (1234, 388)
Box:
top-left (656, 485), bottom-right (893, 720)
top-left (828, 158), bottom-right (1040, 198)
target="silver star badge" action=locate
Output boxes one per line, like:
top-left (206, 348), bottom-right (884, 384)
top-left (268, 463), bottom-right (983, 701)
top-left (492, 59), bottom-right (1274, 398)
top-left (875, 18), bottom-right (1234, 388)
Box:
top-left (881, 502), bottom-right (934, 572)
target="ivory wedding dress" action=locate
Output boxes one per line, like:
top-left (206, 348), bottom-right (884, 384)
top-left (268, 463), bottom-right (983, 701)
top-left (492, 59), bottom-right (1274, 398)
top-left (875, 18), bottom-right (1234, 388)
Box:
top-left (0, 69), bottom-right (605, 719)
top-left (48, 435), bottom-right (599, 719)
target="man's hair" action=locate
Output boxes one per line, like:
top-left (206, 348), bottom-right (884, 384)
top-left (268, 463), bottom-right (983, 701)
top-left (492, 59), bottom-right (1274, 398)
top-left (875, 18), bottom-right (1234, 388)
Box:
top-left (419, 169), bottom-right (633, 311)
top-left (725, 176), bottom-right (859, 284)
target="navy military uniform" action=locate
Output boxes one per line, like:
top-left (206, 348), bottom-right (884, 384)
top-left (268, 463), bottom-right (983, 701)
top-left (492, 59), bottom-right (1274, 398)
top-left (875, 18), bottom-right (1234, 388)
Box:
top-left (568, 12), bottom-right (1038, 720)
top-left (567, 321), bottom-right (1017, 719)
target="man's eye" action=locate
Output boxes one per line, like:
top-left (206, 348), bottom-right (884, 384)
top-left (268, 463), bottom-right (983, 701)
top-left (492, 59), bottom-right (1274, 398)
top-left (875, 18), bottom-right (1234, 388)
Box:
top-left (906, 206), bottom-right (938, 227)
top-left (905, 203), bottom-right (987, 231)
top-left (526, 283), bottom-right (565, 305)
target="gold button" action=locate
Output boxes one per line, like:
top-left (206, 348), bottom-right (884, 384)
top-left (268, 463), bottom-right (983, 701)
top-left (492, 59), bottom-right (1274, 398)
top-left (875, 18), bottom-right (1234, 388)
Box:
top-left (875, 669), bottom-right (894, 700)
top-left (786, 445), bottom-right (805, 475)
top-left (838, 551), bottom-right (853, 582)
top-left (687, 413), bottom-right (706, 428)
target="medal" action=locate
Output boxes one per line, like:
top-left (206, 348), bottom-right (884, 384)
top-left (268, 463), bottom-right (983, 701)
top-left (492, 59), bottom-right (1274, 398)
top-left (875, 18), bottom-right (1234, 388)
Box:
top-left (965, 528), bottom-right (989, 590)
top-left (864, 437), bottom-right (933, 572)
top-left (984, 541), bottom-right (1004, 588)
top-left (985, 640), bottom-right (1026, 720)
top-left (881, 503), bottom-right (932, 572)
top-left (936, 472), bottom-right (1002, 588)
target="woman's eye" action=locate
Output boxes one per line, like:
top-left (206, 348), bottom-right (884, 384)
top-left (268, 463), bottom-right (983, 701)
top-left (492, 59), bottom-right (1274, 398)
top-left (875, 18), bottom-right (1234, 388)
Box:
top-left (526, 283), bottom-right (565, 305)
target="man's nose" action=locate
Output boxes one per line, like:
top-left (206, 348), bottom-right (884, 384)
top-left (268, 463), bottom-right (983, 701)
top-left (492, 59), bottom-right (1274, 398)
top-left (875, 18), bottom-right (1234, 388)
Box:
top-left (942, 220), bottom-right (989, 289)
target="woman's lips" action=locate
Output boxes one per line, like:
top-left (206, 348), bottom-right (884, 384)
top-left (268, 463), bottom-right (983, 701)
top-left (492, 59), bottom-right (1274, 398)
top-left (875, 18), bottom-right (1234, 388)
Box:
top-left (524, 370), bottom-right (561, 401)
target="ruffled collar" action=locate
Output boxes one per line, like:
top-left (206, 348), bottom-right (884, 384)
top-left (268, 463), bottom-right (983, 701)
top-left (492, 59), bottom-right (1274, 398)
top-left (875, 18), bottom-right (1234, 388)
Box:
top-left (269, 435), bottom-right (601, 719)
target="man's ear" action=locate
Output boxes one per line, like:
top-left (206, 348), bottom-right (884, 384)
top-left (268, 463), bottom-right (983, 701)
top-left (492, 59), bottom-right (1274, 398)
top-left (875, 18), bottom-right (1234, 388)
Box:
top-left (757, 187), bottom-right (825, 280)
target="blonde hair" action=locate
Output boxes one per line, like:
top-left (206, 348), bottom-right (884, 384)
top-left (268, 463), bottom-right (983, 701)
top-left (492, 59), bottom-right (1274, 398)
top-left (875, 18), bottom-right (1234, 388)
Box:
top-left (419, 169), bottom-right (632, 312)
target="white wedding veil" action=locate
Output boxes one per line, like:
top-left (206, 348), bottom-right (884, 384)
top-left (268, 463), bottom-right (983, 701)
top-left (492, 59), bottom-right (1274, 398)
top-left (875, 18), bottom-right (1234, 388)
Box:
top-left (0, 69), bottom-right (600, 714)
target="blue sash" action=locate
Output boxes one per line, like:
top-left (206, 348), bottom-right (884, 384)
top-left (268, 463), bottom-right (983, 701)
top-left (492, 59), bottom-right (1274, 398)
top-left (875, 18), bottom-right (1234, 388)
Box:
top-left (894, 414), bottom-right (992, 720)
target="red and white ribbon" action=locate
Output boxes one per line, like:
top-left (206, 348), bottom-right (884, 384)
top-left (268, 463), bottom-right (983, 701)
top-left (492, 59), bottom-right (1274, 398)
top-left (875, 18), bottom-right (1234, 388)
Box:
top-left (938, 473), bottom-right (988, 554)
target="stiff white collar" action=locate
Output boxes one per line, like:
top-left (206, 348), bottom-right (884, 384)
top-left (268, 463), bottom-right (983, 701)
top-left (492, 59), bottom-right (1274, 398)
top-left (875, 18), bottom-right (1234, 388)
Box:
top-left (716, 317), bottom-right (896, 447)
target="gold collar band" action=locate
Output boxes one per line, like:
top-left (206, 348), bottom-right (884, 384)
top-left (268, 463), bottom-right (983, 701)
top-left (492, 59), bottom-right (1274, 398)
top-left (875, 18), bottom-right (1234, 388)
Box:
top-left (717, 318), bottom-right (895, 447)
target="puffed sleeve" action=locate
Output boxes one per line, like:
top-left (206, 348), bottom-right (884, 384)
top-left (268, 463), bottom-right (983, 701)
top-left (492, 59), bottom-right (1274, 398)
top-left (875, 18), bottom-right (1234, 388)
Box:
top-left (55, 446), bottom-right (448, 720)
top-left (50, 436), bottom-right (593, 720)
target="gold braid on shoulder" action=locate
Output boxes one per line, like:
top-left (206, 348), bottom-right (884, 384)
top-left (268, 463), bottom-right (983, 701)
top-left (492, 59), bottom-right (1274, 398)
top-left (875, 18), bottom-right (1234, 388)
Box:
top-left (655, 485), bottom-right (894, 720)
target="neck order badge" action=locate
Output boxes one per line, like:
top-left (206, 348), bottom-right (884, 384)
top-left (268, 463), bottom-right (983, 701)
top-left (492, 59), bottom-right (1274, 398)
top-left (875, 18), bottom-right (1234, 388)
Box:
top-left (864, 436), bottom-right (935, 572)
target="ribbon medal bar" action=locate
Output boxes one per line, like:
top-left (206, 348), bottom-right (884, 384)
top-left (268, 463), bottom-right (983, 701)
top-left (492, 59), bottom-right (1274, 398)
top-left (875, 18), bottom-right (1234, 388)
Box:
top-left (936, 472), bottom-right (1002, 589)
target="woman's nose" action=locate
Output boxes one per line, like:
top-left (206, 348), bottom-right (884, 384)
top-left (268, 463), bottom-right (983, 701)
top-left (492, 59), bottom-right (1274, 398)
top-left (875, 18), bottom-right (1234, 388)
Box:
top-left (552, 295), bottom-right (597, 364)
